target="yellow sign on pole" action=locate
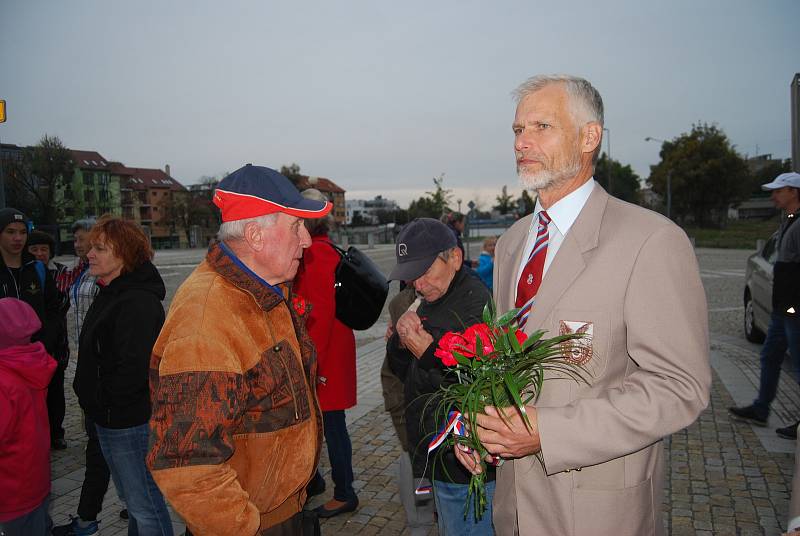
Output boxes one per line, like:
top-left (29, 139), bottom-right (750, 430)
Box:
top-left (0, 100), bottom-right (5, 123)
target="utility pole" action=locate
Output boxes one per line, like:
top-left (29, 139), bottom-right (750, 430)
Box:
top-left (0, 100), bottom-right (6, 209)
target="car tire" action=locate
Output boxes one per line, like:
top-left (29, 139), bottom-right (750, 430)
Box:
top-left (744, 290), bottom-right (766, 343)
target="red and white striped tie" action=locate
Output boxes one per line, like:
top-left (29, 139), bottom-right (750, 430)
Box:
top-left (515, 210), bottom-right (551, 329)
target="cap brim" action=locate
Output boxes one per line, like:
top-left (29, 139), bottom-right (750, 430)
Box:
top-left (291, 199), bottom-right (332, 219)
top-left (388, 255), bottom-right (437, 281)
top-left (761, 181), bottom-right (782, 191)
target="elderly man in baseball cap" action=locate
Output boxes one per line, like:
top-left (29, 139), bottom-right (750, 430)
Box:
top-left (386, 217), bottom-right (495, 535)
top-left (148, 165), bottom-right (331, 536)
top-left (730, 172), bottom-right (800, 441)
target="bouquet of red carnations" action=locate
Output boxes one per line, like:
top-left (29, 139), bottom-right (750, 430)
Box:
top-left (431, 302), bottom-right (587, 520)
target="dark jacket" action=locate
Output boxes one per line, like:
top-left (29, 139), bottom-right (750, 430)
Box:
top-left (773, 213), bottom-right (800, 316)
top-left (387, 267), bottom-right (494, 484)
top-left (74, 261), bottom-right (165, 428)
top-left (0, 252), bottom-right (60, 354)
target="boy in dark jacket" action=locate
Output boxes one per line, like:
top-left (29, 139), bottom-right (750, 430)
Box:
top-left (0, 297), bottom-right (57, 535)
top-left (0, 209), bottom-right (61, 357)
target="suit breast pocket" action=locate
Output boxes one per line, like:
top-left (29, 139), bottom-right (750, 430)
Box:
top-left (550, 309), bottom-right (610, 382)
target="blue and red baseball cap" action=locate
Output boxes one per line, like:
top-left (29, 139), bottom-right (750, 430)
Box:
top-left (213, 164), bottom-right (332, 222)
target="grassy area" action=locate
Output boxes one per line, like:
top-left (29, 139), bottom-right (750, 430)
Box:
top-left (684, 219), bottom-right (779, 249)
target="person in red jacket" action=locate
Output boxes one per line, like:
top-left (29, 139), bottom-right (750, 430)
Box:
top-left (294, 188), bottom-right (359, 518)
top-left (0, 297), bottom-right (57, 536)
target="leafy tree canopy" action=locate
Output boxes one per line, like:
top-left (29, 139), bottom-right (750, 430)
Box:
top-left (494, 185), bottom-right (515, 214)
top-left (595, 152), bottom-right (641, 204)
top-left (647, 123), bottom-right (750, 227)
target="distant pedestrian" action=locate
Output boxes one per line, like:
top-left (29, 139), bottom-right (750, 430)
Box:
top-left (294, 188), bottom-right (360, 519)
top-left (26, 229), bottom-right (71, 450)
top-left (475, 235), bottom-right (497, 291)
top-left (730, 172), bottom-right (800, 439)
top-left (0, 298), bottom-right (57, 536)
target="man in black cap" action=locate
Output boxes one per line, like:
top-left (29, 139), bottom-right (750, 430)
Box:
top-left (0, 208), bottom-right (60, 363)
top-left (386, 217), bottom-right (495, 535)
top-left (147, 165), bottom-right (331, 536)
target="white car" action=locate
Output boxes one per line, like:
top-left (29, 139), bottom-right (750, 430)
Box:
top-left (743, 233), bottom-right (778, 343)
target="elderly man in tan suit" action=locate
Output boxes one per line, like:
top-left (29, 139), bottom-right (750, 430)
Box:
top-left (455, 74), bottom-right (711, 535)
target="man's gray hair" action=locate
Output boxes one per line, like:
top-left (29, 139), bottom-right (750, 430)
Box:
top-left (513, 74), bottom-right (604, 127)
top-left (217, 213), bottom-right (279, 242)
top-left (71, 218), bottom-right (96, 233)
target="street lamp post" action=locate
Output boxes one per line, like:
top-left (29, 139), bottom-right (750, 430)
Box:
top-left (644, 136), bottom-right (672, 220)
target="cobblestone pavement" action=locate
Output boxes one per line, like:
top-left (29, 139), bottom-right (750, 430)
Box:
top-left (47, 246), bottom-right (800, 535)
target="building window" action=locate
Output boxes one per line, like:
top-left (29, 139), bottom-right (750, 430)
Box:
top-left (83, 173), bottom-right (94, 185)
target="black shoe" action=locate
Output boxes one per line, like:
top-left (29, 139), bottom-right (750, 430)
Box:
top-left (119, 509), bottom-right (128, 520)
top-left (777, 421), bottom-right (800, 440)
top-left (306, 472), bottom-right (326, 498)
top-left (314, 497), bottom-right (359, 518)
top-left (51, 438), bottom-right (68, 450)
top-left (728, 405), bottom-right (768, 427)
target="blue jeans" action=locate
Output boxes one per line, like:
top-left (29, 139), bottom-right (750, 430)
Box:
top-left (753, 311), bottom-right (800, 418)
top-left (95, 423), bottom-right (174, 536)
top-left (323, 410), bottom-right (357, 502)
top-left (433, 479), bottom-right (495, 536)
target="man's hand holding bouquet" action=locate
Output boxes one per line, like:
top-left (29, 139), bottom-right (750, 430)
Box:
top-left (430, 302), bottom-right (587, 520)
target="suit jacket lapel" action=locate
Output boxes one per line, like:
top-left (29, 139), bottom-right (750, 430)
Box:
top-left (525, 185), bottom-right (609, 333)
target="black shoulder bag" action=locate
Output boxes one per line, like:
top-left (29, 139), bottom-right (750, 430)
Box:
top-left (327, 242), bottom-right (389, 330)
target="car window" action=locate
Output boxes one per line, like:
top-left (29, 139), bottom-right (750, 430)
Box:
top-left (761, 234), bottom-right (778, 264)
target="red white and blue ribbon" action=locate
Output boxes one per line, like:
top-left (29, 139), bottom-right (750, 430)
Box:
top-left (414, 410), bottom-right (466, 496)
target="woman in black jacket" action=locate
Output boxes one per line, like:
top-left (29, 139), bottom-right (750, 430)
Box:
top-left (73, 216), bottom-right (173, 536)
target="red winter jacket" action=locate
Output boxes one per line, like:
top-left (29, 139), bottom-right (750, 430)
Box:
top-left (294, 234), bottom-right (357, 412)
top-left (0, 339), bottom-right (56, 521)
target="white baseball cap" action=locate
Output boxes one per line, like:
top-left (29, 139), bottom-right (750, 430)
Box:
top-left (761, 172), bottom-right (800, 191)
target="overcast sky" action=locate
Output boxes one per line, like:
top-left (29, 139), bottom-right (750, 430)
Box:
top-left (1, 0), bottom-right (797, 209)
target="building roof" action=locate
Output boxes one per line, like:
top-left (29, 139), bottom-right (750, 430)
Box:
top-left (112, 163), bottom-right (187, 192)
top-left (294, 175), bottom-right (346, 194)
top-left (71, 150), bottom-right (111, 170)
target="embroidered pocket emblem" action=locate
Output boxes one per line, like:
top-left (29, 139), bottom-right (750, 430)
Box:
top-left (559, 320), bottom-right (593, 365)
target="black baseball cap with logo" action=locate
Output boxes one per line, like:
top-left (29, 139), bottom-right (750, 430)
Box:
top-left (388, 218), bottom-right (457, 281)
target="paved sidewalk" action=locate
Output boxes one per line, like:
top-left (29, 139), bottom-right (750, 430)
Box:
top-left (49, 333), bottom-right (799, 535)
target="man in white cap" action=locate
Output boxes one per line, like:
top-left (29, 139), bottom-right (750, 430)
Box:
top-left (730, 172), bottom-right (800, 439)
top-left (147, 164), bottom-right (332, 535)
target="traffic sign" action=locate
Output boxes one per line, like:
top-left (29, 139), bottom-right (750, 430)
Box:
top-left (0, 100), bottom-right (5, 123)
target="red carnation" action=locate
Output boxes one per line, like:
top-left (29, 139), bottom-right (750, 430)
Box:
top-left (435, 332), bottom-right (466, 366)
top-left (291, 295), bottom-right (308, 316)
top-left (462, 323), bottom-right (494, 358)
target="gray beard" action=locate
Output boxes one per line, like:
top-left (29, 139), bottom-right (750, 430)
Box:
top-left (517, 158), bottom-right (581, 192)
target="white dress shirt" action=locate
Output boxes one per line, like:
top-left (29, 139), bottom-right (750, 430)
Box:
top-left (515, 178), bottom-right (596, 302)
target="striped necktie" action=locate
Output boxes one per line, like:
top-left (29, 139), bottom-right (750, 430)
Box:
top-left (515, 210), bottom-right (551, 329)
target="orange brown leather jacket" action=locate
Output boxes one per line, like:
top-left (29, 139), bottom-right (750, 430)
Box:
top-left (147, 244), bottom-right (322, 535)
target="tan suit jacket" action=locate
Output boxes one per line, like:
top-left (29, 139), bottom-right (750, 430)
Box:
top-left (492, 185), bottom-right (711, 536)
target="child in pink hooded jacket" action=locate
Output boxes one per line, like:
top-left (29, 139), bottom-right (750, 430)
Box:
top-left (0, 297), bottom-right (57, 535)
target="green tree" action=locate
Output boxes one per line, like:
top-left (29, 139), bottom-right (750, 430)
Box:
top-left (516, 189), bottom-right (535, 217)
top-left (494, 185), bottom-right (515, 214)
top-left (408, 174), bottom-right (452, 219)
top-left (280, 163), bottom-right (303, 185)
top-left (8, 135), bottom-right (75, 224)
top-left (748, 158), bottom-right (792, 195)
top-left (595, 153), bottom-right (641, 203)
top-left (647, 123), bottom-right (750, 227)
